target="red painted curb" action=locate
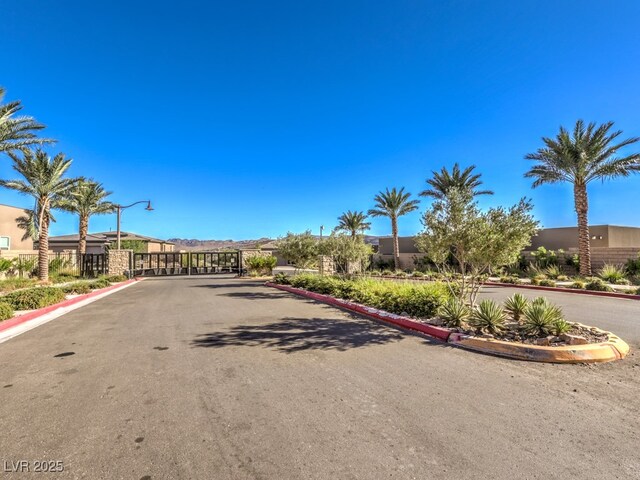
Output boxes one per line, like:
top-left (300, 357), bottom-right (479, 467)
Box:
top-left (485, 281), bottom-right (640, 300)
top-left (0, 278), bottom-right (140, 334)
top-left (266, 282), bottom-right (452, 341)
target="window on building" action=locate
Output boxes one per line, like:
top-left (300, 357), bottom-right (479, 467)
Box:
top-left (0, 236), bottom-right (10, 250)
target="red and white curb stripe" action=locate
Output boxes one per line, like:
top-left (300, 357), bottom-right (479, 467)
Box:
top-left (0, 279), bottom-right (143, 344)
top-left (266, 282), bottom-right (451, 341)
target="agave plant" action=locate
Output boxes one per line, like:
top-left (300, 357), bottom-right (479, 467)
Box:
top-left (551, 318), bottom-right (572, 337)
top-left (438, 297), bottom-right (471, 328)
top-left (503, 293), bottom-right (529, 322)
top-left (524, 300), bottom-right (564, 337)
top-left (469, 299), bottom-right (506, 334)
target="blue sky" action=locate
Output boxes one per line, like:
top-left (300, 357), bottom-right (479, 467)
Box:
top-left (2, 1), bottom-right (639, 240)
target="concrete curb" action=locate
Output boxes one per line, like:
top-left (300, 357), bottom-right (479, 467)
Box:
top-left (266, 282), bottom-right (630, 363)
top-left (0, 278), bottom-right (142, 342)
top-left (485, 281), bottom-right (640, 300)
top-left (266, 282), bottom-right (451, 341)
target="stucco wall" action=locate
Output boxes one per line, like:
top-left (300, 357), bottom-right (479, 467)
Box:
top-left (377, 237), bottom-right (420, 255)
top-left (0, 204), bottom-right (35, 251)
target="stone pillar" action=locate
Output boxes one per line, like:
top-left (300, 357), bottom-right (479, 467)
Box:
top-left (107, 249), bottom-right (133, 276)
top-left (318, 256), bottom-right (335, 276)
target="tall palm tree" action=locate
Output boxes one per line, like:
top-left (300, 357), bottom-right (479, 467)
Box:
top-left (335, 210), bottom-right (371, 237)
top-left (420, 163), bottom-right (493, 200)
top-left (16, 206), bottom-right (56, 242)
top-left (368, 187), bottom-right (420, 269)
top-left (0, 150), bottom-right (76, 281)
top-left (58, 179), bottom-right (116, 254)
top-left (0, 87), bottom-right (53, 156)
top-left (525, 120), bottom-right (640, 276)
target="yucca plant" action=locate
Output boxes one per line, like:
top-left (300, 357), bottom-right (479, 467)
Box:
top-left (524, 300), bottom-right (564, 337)
top-left (503, 293), bottom-right (528, 322)
top-left (552, 318), bottom-right (572, 336)
top-left (438, 297), bottom-right (471, 328)
top-left (469, 299), bottom-right (506, 334)
top-left (598, 264), bottom-right (627, 284)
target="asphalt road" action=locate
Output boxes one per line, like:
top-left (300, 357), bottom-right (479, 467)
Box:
top-left (479, 285), bottom-right (640, 347)
top-left (0, 276), bottom-right (639, 479)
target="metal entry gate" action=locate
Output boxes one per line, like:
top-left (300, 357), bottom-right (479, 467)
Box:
top-left (132, 251), bottom-right (241, 276)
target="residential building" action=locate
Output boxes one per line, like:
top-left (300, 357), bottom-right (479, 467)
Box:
top-left (0, 203), bottom-right (35, 254)
top-left (47, 231), bottom-right (175, 254)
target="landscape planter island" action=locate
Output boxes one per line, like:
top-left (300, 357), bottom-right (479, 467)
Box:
top-left (266, 282), bottom-right (630, 364)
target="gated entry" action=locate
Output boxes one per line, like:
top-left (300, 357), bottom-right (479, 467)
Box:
top-left (132, 251), bottom-right (241, 276)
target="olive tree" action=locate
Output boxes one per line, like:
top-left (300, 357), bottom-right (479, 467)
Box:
top-left (415, 188), bottom-right (538, 305)
top-left (277, 231), bottom-right (319, 270)
top-left (319, 233), bottom-right (372, 274)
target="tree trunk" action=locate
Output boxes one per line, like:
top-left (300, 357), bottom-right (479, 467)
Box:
top-left (574, 182), bottom-right (591, 276)
top-left (78, 215), bottom-right (89, 255)
top-left (391, 216), bottom-right (400, 270)
top-left (38, 209), bottom-right (50, 282)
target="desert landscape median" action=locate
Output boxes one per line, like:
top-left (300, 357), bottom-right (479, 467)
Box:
top-left (267, 274), bottom-right (629, 363)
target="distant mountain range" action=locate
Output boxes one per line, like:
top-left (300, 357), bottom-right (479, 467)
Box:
top-left (167, 235), bottom-right (385, 251)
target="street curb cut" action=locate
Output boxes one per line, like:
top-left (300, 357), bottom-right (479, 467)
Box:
top-left (266, 282), bottom-right (451, 341)
top-left (485, 281), bottom-right (640, 300)
top-left (0, 278), bottom-right (142, 335)
top-left (266, 282), bottom-right (630, 363)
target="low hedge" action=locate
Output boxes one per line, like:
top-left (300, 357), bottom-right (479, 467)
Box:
top-left (0, 302), bottom-right (14, 321)
top-left (62, 282), bottom-right (92, 295)
top-left (279, 274), bottom-right (450, 318)
top-left (2, 287), bottom-right (66, 310)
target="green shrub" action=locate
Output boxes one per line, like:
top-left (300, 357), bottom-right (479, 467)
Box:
top-left (2, 287), bottom-right (66, 310)
top-left (49, 272), bottom-right (80, 284)
top-left (438, 298), bottom-right (471, 328)
top-left (273, 272), bottom-right (290, 285)
top-left (503, 293), bottom-right (528, 322)
top-left (411, 271), bottom-right (425, 278)
top-left (89, 278), bottom-right (111, 289)
top-left (556, 275), bottom-right (569, 282)
top-left (381, 269), bottom-right (393, 276)
top-left (536, 279), bottom-right (556, 287)
top-left (599, 264), bottom-right (627, 284)
top-left (469, 300), bottom-right (506, 334)
top-left (585, 278), bottom-right (614, 292)
top-left (570, 280), bottom-right (585, 289)
top-left (523, 300), bottom-right (563, 337)
top-left (0, 258), bottom-right (13, 273)
top-left (287, 274), bottom-right (449, 318)
top-left (394, 270), bottom-right (407, 277)
top-left (544, 265), bottom-right (562, 279)
top-left (62, 282), bottom-right (92, 295)
top-left (0, 278), bottom-right (38, 293)
top-left (245, 255), bottom-right (277, 275)
top-left (105, 274), bottom-right (128, 283)
top-left (0, 302), bottom-right (14, 321)
top-left (499, 275), bottom-right (521, 284)
top-left (625, 253), bottom-right (640, 276)
top-left (635, 287), bottom-right (640, 296)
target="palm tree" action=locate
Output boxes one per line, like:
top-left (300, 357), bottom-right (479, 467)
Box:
top-left (16, 206), bottom-right (56, 242)
top-left (335, 210), bottom-right (371, 237)
top-left (0, 150), bottom-right (76, 281)
top-left (0, 87), bottom-right (53, 156)
top-left (368, 187), bottom-right (420, 269)
top-left (420, 163), bottom-right (493, 200)
top-left (58, 179), bottom-right (116, 254)
top-left (525, 120), bottom-right (640, 276)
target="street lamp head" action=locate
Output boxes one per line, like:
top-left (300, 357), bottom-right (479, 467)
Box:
top-left (145, 201), bottom-right (154, 211)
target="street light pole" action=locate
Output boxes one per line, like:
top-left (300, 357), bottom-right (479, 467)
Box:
top-left (320, 225), bottom-right (324, 240)
top-left (114, 200), bottom-right (153, 250)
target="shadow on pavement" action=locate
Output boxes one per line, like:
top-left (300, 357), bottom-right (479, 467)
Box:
top-left (192, 316), bottom-right (407, 353)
